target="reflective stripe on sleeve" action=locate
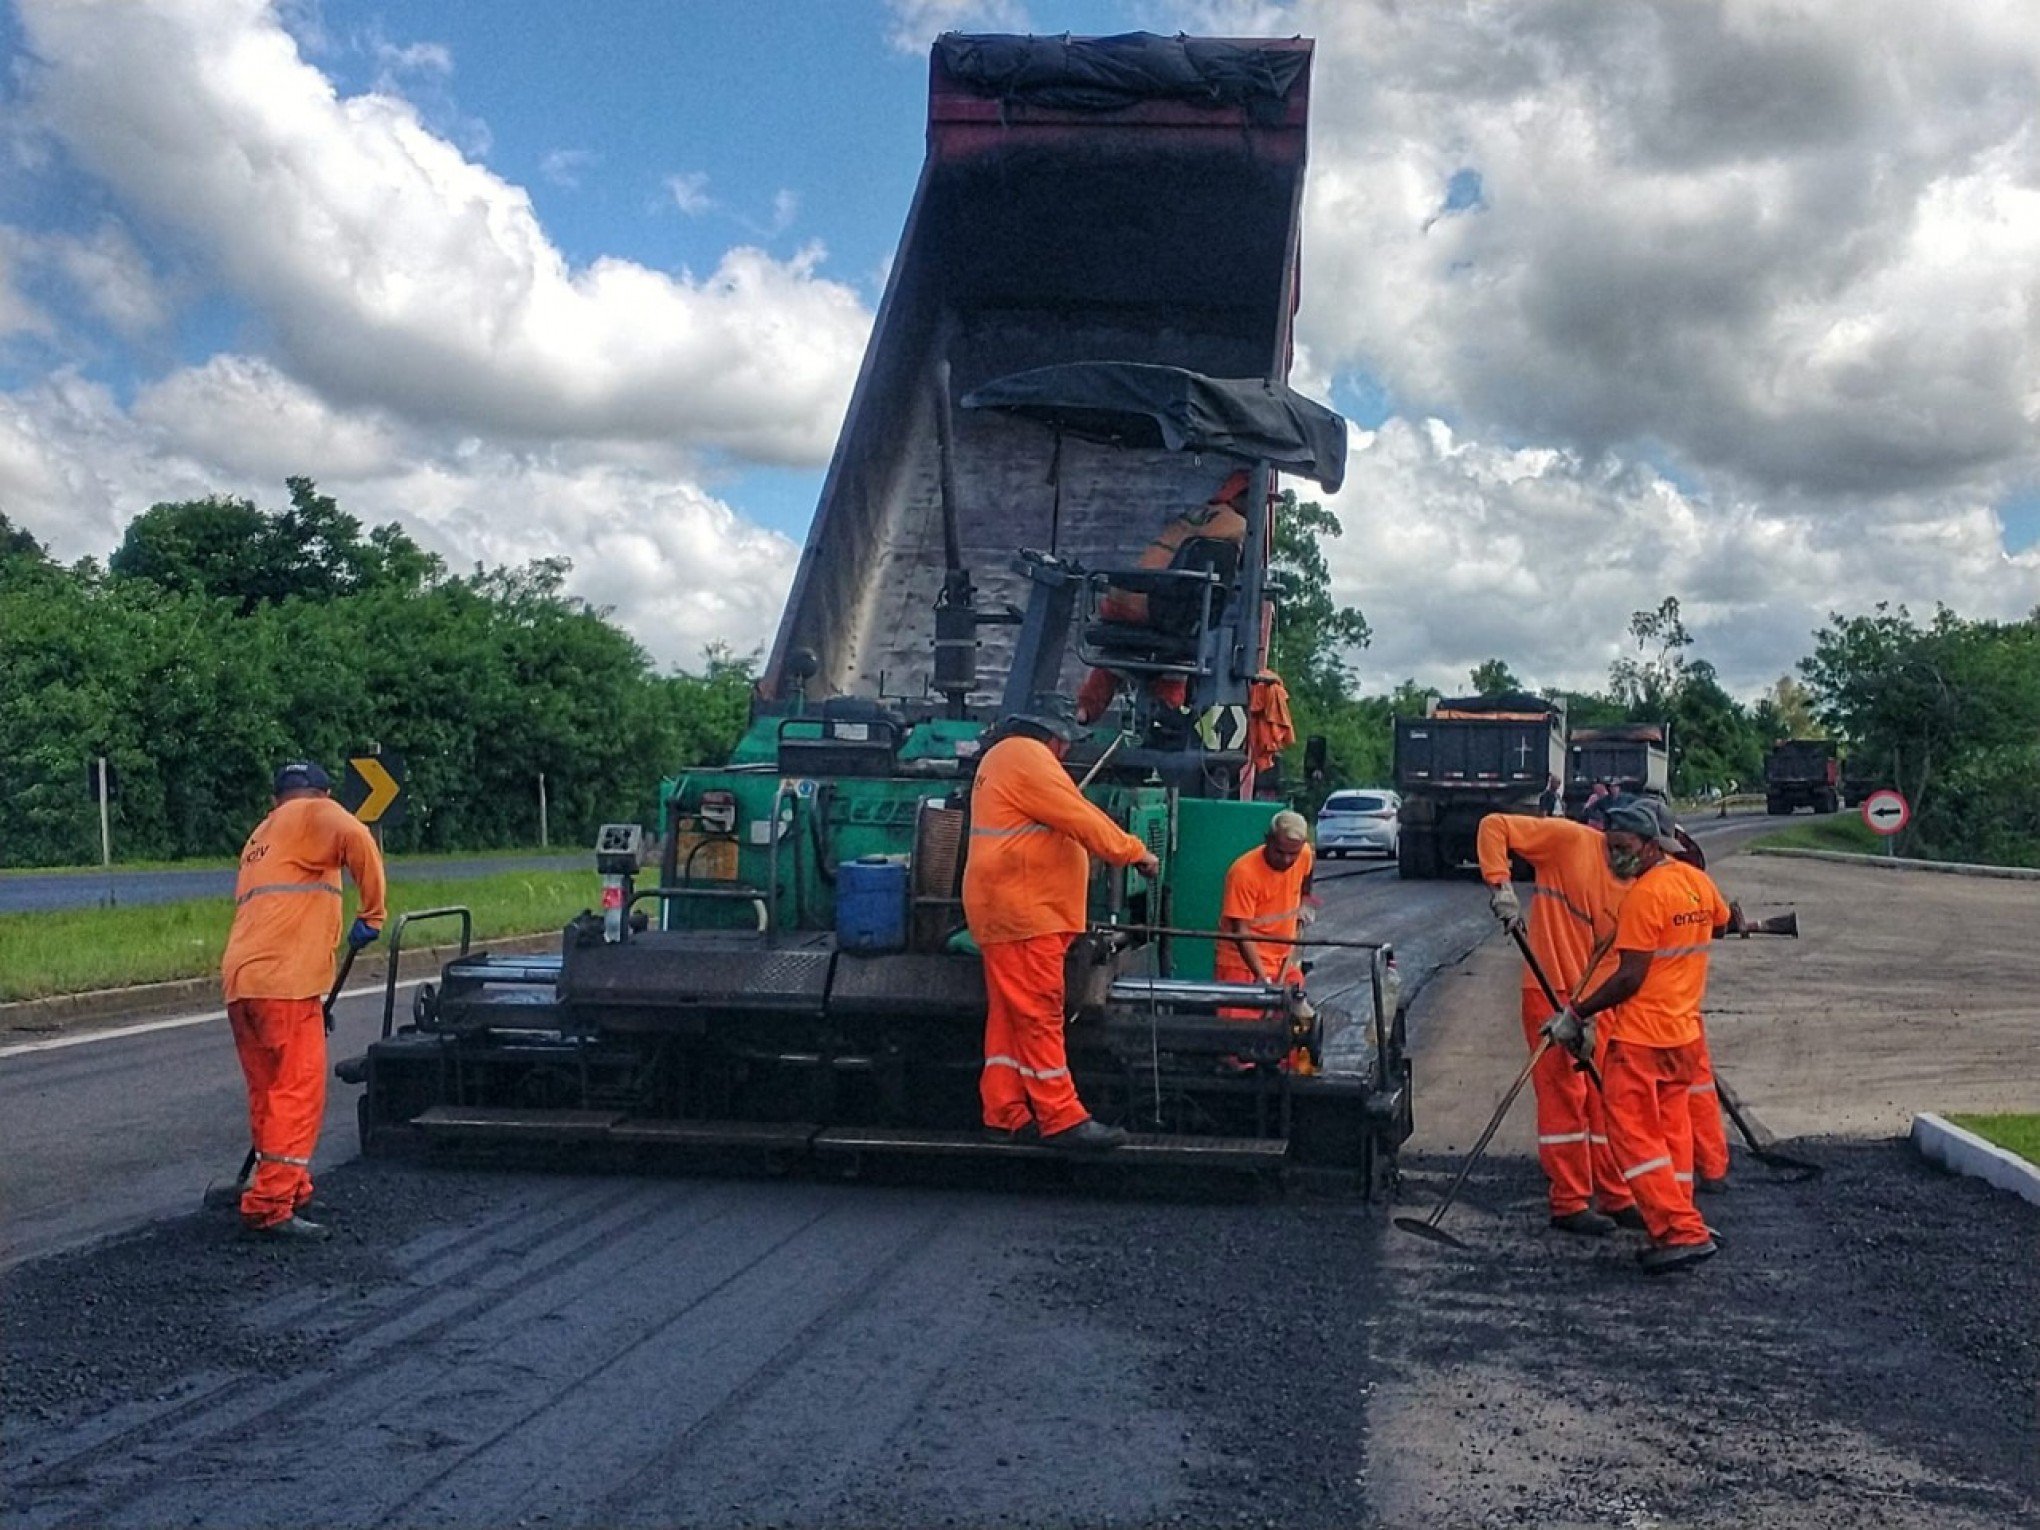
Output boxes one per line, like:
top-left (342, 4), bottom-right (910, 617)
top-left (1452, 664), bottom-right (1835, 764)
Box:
top-left (1653, 943), bottom-right (1711, 959)
top-left (970, 825), bottom-right (1053, 839)
top-left (984, 1054), bottom-right (1070, 1081)
top-left (1620, 1155), bottom-right (1673, 1181)
top-left (235, 882), bottom-right (341, 907)
top-left (1244, 905), bottom-right (1304, 929)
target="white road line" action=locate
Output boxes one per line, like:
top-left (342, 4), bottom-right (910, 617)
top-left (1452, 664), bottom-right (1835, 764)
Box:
top-left (0, 977), bottom-right (433, 1060)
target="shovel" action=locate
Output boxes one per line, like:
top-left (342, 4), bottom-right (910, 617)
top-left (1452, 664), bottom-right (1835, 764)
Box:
top-left (1712, 1071), bottom-right (1823, 1180)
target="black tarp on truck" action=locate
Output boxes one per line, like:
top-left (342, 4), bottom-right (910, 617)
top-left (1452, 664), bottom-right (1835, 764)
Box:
top-left (1766, 738), bottom-right (1839, 815)
top-left (1567, 722), bottom-right (1671, 814)
top-left (1394, 694), bottom-right (1567, 878)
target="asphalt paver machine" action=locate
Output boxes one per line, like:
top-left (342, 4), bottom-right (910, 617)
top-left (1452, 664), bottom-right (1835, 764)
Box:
top-left (349, 33), bottom-right (1413, 1188)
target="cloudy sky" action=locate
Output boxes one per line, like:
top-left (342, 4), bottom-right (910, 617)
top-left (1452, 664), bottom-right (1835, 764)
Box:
top-left (4, 0), bottom-right (2036, 697)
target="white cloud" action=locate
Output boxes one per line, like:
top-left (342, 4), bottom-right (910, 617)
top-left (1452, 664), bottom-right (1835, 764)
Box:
top-left (538, 148), bottom-right (596, 189)
top-left (0, 368), bottom-right (796, 665)
top-left (884, 0), bottom-right (1030, 55)
top-left (16, 0), bottom-right (871, 468)
top-left (664, 170), bottom-right (713, 215)
top-left (48, 220), bottom-right (176, 339)
top-left (1284, 0), bottom-right (2040, 502)
top-left (1316, 418), bottom-right (2040, 697)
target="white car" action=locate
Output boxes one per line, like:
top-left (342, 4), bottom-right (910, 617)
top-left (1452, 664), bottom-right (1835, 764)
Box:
top-left (1317, 789), bottom-right (1401, 858)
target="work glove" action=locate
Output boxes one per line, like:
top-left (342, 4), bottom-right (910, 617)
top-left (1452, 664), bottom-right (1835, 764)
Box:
top-left (1541, 1007), bottom-right (1593, 1060)
top-left (347, 917), bottom-right (382, 952)
top-left (1488, 883), bottom-right (1525, 934)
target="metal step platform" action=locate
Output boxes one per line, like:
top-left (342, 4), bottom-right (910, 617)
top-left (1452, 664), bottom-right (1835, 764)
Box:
top-left (809, 1124), bottom-right (1290, 1168)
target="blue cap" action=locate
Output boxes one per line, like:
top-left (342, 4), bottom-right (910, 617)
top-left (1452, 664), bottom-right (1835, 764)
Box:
top-left (274, 760), bottom-right (333, 795)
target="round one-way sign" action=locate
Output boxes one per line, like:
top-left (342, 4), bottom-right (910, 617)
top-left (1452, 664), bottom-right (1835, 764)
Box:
top-left (1862, 788), bottom-right (1910, 837)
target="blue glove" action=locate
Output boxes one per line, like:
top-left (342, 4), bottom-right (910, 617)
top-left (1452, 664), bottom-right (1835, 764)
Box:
top-left (347, 917), bottom-right (381, 952)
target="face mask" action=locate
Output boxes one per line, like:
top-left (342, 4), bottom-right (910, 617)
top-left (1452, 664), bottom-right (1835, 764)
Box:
top-left (1607, 845), bottom-right (1646, 879)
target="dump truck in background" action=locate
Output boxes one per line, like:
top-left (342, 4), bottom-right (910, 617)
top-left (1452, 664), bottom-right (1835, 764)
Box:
top-left (348, 33), bottom-right (1412, 1190)
top-left (1393, 693), bottom-right (1568, 878)
top-left (1766, 738), bottom-right (1840, 815)
top-left (1565, 722), bottom-right (1671, 815)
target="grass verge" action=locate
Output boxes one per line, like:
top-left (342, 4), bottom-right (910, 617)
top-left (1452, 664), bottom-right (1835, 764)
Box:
top-left (0, 845), bottom-right (570, 879)
top-left (1760, 816), bottom-right (1884, 855)
top-left (0, 869), bottom-right (599, 1002)
top-left (1948, 1113), bottom-right (2040, 1168)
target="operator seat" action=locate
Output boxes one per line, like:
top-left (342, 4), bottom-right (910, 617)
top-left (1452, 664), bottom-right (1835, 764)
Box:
top-left (1081, 535), bottom-right (1239, 663)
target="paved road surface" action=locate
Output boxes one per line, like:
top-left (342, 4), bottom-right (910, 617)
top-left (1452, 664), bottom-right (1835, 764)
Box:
top-left (15, 808), bottom-right (1976, 1530)
top-left (0, 855), bottom-right (585, 914)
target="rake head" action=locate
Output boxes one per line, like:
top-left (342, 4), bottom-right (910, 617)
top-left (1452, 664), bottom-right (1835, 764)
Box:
top-left (1392, 1215), bottom-right (1471, 1250)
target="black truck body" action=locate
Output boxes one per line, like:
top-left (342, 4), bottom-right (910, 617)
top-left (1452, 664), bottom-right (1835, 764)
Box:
top-left (1765, 738), bottom-right (1839, 815)
top-left (1566, 722), bottom-right (1671, 815)
top-left (1394, 694), bottom-right (1568, 878)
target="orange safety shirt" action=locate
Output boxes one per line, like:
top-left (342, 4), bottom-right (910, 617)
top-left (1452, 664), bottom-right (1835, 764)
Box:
top-left (221, 797), bottom-right (387, 1003)
top-left (1476, 814), bottom-right (1627, 994)
top-left (1602, 857), bottom-right (1730, 1048)
top-left (962, 735), bottom-right (1149, 946)
top-left (1100, 499), bottom-right (1250, 624)
top-left (1215, 842), bottom-right (1315, 983)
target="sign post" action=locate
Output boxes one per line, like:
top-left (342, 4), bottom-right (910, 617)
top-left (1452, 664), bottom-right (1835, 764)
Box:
top-left (538, 772), bottom-right (549, 850)
top-left (94, 756), bottom-right (112, 869)
top-left (1861, 788), bottom-right (1910, 855)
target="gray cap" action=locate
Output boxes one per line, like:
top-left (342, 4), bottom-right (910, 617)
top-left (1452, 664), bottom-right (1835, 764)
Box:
top-left (1601, 794), bottom-right (1684, 853)
top-left (1003, 692), bottom-right (1080, 743)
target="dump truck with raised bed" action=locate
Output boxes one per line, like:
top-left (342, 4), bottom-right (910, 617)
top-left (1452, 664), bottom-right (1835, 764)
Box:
top-left (1565, 721), bottom-right (1670, 815)
top-left (1393, 693), bottom-right (1568, 878)
top-left (1766, 738), bottom-right (1840, 815)
top-left (347, 32), bottom-right (1411, 1190)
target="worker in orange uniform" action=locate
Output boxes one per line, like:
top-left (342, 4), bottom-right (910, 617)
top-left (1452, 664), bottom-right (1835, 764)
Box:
top-left (1477, 809), bottom-right (1637, 1236)
top-left (219, 761), bottom-right (386, 1240)
top-left (1215, 810), bottom-right (1315, 991)
top-left (1548, 797), bottom-right (1741, 1275)
top-left (964, 697), bottom-right (1160, 1151)
top-left (1075, 469), bottom-right (1252, 725)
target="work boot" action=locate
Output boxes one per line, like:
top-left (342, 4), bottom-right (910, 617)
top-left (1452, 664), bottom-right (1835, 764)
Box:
top-left (243, 1215), bottom-right (331, 1244)
top-left (1040, 1119), bottom-right (1128, 1153)
top-left (1698, 1175), bottom-right (1731, 1195)
top-left (982, 1122), bottom-right (1041, 1145)
top-left (1549, 1209), bottom-right (1617, 1237)
top-left (1604, 1205), bottom-right (1648, 1232)
top-left (1636, 1238), bottom-right (1716, 1276)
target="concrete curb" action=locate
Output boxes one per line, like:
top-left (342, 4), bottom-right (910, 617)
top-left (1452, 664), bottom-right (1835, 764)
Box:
top-left (1911, 1113), bottom-right (2040, 1208)
top-left (0, 933), bottom-right (556, 1040)
top-left (1749, 846), bottom-right (2040, 882)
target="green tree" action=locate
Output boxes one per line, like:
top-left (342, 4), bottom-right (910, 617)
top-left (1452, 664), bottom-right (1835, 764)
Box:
top-left (1468, 658), bottom-right (1522, 696)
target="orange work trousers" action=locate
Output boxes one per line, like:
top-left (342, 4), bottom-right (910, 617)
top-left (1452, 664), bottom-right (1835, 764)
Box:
top-left (1688, 1034), bottom-right (1730, 1182)
top-left (1076, 665), bottom-right (1188, 725)
top-left (227, 997), bottom-right (327, 1228)
top-left (1601, 1037), bottom-right (1712, 1247)
top-left (980, 934), bottom-right (1090, 1137)
top-left (1519, 990), bottom-right (1631, 1217)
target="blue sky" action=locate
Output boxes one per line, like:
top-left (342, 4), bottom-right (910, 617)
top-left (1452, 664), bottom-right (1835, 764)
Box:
top-left (4, 0), bottom-right (2037, 690)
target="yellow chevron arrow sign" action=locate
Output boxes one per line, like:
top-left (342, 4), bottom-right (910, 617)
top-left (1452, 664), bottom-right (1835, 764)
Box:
top-left (343, 752), bottom-right (407, 825)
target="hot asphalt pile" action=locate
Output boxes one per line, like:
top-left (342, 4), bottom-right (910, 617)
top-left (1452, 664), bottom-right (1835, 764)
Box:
top-left (1371, 1139), bottom-right (2038, 1528)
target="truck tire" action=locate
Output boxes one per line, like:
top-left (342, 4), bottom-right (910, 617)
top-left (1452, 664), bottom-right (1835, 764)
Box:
top-left (1816, 789), bottom-right (1838, 815)
top-left (1398, 831), bottom-right (1432, 880)
top-left (1766, 796), bottom-right (1790, 816)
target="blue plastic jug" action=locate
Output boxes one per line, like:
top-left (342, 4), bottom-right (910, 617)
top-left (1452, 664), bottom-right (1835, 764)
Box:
top-left (835, 855), bottom-right (908, 953)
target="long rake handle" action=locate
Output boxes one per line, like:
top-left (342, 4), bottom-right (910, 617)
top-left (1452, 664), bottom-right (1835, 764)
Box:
top-left (1507, 927), bottom-right (1603, 1091)
top-left (1420, 1035), bottom-right (1551, 1231)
